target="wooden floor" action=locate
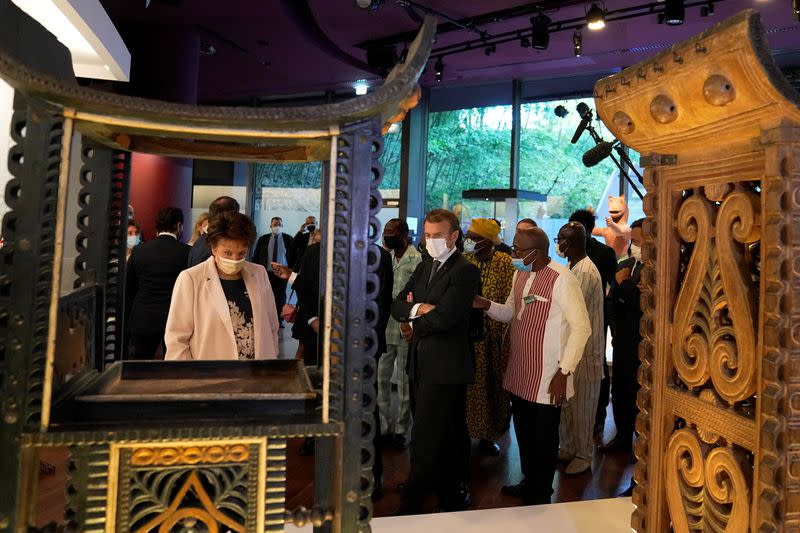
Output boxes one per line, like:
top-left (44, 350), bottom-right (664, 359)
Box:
top-left (284, 405), bottom-right (635, 517)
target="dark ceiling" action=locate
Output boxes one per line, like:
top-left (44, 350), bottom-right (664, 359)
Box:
top-left (99, 0), bottom-right (800, 104)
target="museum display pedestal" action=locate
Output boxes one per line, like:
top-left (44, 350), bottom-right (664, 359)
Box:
top-left (300, 498), bottom-right (635, 533)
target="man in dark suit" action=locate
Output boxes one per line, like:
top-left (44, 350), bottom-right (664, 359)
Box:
top-left (602, 218), bottom-right (645, 454)
top-left (291, 215), bottom-right (317, 271)
top-left (188, 196), bottom-right (239, 267)
top-left (569, 209), bottom-right (618, 433)
top-left (253, 216), bottom-right (296, 323)
top-left (391, 209), bottom-right (481, 515)
top-left (125, 207), bottom-right (191, 359)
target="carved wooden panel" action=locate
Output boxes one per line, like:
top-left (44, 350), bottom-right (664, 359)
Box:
top-left (594, 9), bottom-right (800, 532)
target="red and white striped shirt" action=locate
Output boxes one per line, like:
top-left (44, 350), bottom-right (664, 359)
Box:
top-left (487, 261), bottom-right (590, 404)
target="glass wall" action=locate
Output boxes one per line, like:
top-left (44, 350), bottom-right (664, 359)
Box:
top-left (252, 123), bottom-right (403, 240)
top-left (518, 97), bottom-right (618, 257)
top-left (425, 106), bottom-right (512, 214)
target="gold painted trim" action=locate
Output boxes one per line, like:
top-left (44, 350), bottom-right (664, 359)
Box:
top-left (663, 388), bottom-right (757, 449)
top-left (40, 114), bottom-right (73, 430)
top-left (63, 109), bottom-right (340, 141)
top-left (106, 445), bottom-right (121, 533)
top-left (322, 135), bottom-right (338, 424)
top-left (257, 437), bottom-right (267, 533)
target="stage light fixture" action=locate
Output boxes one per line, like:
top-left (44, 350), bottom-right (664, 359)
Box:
top-left (484, 43), bottom-right (496, 56)
top-left (434, 56), bottom-right (444, 83)
top-left (794, 0), bottom-right (800, 21)
top-left (530, 13), bottom-right (551, 50)
top-left (554, 105), bottom-right (569, 118)
top-left (700, 2), bottom-right (714, 17)
top-left (573, 29), bottom-right (582, 57)
top-left (586, 3), bottom-right (606, 30)
top-left (355, 0), bottom-right (382, 10)
top-left (664, 0), bottom-right (685, 25)
top-left (354, 79), bottom-right (369, 95)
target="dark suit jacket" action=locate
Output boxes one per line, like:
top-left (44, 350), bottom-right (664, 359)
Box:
top-left (291, 242), bottom-right (321, 342)
top-left (586, 237), bottom-right (618, 294)
top-left (126, 235), bottom-right (191, 336)
top-left (292, 231), bottom-right (312, 271)
top-left (187, 233), bottom-right (211, 267)
top-left (611, 257), bottom-right (643, 376)
top-left (391, 251), bottom-right (481, 385)
top-left (375, 246), bottom-right (393, 356)
top-left (252, 232), bottom-right (295, 272)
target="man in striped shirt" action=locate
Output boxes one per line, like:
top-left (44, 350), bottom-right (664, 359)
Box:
top-left (474, 228), bottom-right (590, 505)
top-left (555, 222), bottom-right (605, 475)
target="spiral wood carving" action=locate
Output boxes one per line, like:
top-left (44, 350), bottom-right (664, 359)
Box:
top-left (672, 190), bottom-right (760, 404)
top-left (665, 429), bottom-right (750, 533)
top-left (672, 195), bottom-right (714, 390)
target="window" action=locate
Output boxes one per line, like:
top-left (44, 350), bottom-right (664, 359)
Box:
top-left (425, 106), bottom-right (512, 213)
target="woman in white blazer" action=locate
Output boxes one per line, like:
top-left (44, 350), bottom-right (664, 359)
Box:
top-left (164, 211), bottom-right (280, 360)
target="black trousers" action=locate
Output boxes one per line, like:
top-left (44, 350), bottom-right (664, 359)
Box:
top-left (128, 330), bottom-right (165, 360)
top-left (268, 272), bottom-right (288, 318)
top-left (611, 370), bottom-right (640, 446)
top-left (511, 394), bottom-right (561, 505)
top-left (404, 379), bottom-right (470, 510)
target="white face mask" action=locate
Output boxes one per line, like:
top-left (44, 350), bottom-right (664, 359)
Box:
top-left (426, 238), bottom-right (450, 261)
top-left (463, 238), bottom-right (477, 254)
top-left (555, 242), bottom-right (567, 259)
top-left (216, 256), bottom-right (245, 275)
top-left (271, 226), bottom-right (282, 235)
top-left (630, 243), bottom-right (642, 262)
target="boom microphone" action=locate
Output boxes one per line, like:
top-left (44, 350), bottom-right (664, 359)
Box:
top-left (582, 141), bottom-right (614, 167)
top-left (571, 107), bottom-right (593, 144)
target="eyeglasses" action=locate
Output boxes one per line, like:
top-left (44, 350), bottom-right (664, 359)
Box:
top-left (553, 237), bottom-right (564, 244)
top-left (510, 246), bottom-right (536, 258)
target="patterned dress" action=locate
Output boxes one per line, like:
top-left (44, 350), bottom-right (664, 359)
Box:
top-left (465, 250), bottom-right (515, 441)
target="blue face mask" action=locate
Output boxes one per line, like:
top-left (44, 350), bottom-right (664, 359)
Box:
top-left (511, 250), bottom-right (534, 272)
top-left (127, 235), bottom-right (140, 249)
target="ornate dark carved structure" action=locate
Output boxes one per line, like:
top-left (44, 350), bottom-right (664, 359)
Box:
top-left (594, 9), bottom-right (800, 532)
top-left (0, 5), bottom-right (433, 531)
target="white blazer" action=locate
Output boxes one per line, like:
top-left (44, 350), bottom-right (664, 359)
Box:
top-left (164, 256), bottom-right (280, 360)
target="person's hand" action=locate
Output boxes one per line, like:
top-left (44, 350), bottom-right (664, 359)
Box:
top-left (310, 318), bottom-right (320, 333)
top-left (417, 303), bottom-right (436, 316)
top-left (548, 370), bottom-right (568, 406)
top-left (271, 263), bottom-right (292, 280)
top-left (473, 295), bottom-right (491, 310)
top-left (606, 216), bottom-right (613, 226)
top-left (399, 322), bottom-right (413, 342)
top-left (406, 292), bottom-right (414, 303)
top-left (616, 267), bottom-right (632, 285)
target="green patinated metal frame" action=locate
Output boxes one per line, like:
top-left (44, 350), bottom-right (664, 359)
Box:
top-left (0, 4), bottom-right (435, 532)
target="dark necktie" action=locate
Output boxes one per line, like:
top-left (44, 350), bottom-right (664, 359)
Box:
top-left (272, 235), bottom-right (279, 262)
top-left (428, 260), bottom-right (441, 285)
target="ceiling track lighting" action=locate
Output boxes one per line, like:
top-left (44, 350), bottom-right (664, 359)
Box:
top-left (530, 12), bottom-right (551, 50)
top-left (586, 2), bottom-right (606, 31)
top-left (700, 2), bottom-right (714, 17)
top-left (434, 56), bottom-right (444, 83)
top-left (573, 29), bottom-right (582, 58)
top-left (664, 0), bottom-right (685, 25)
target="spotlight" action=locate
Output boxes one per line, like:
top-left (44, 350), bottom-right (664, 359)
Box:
top-left (354, 79), bottom-right (369, 95)
top-left (700, 2), bottom-right (714, 17)
top-left (794, 0), bottom-right (800, 21)
top-left (484, 44), bottom-right (496, 56)
top-left (664, 0), bottom-right (685, 25)
top-left (586, 3), bottom-right (606, 30)
top-left (554, 105), bottom-right (569, 118)
top-left (355, 0), bottom-right (382, 10)
top-left (434, 56), bottom-right (444, 83)
top-left (530, 13), bottom-right (551, 50)
top-left (573, 29), bottom-right (582, 57)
